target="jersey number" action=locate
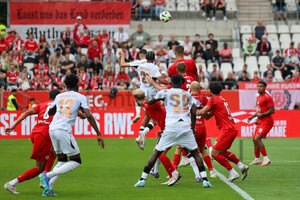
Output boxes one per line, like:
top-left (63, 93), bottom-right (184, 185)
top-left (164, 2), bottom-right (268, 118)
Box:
top-left (171, 95), bottom-right (189, 111)
top-left (43, 103), bottom-right (53, 119)
top-left (59, 99), bottom-right (74, 118)
top-left (140, 71), bottom-right (150, 84)
top-left (224, 101), bottom-right (233, 120)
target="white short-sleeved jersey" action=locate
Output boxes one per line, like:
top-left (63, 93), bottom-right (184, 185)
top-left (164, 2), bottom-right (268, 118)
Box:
top-left (129, 59), bottom-right (147, 67)
top-left (137, 62), bottom-right (161, 99)
top-left (154, 88), bottom-right (200, 126)
top-left (49, 91), bottom-right (89, 132)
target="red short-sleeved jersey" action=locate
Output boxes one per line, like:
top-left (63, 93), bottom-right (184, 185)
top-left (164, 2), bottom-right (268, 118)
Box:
top-left (87, 47), bottom-right (102, 60)
top-left (166, 75), bottom-right (195, 92)
top-left (46, 77), bottom-right (61, 90)
top-left (144, 101), bottom-right (166, 130)
top-left (256, 92), bottom-right (274, 123)
top-left (192, 93), bottom-right (208, 127)
top-left (0, 40), bottom-right (9, 52)
top-left (31, 101), bottom-right (54, 136)
top-left (168, 59), bottom-right (197, 80)
top-left (25, 40), bottom-right (38, 52)
top-left (7, 71), bottom-right (19, 83)
top-left (207, 95), bottom-right (236, 130)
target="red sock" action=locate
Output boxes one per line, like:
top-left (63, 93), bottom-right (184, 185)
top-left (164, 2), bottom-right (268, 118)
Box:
top-left (222, 151), bottom-right (240, 165)
top-left (204, 156), bottom-right (214, 171)
top-left (17, 167), bottom-right (40, 183)
top-left (159, 153), bottom-right (175, 178)
top-left (206, 138), bottom-right (212, 148)
top-left (44, 154), bottom-right (56, 172)
top-left (172, 154), bottom-right (181, 169)
top-left (182, 151), bottom-right (187, 157)
top-left (260, 148), bottom-right (267, 157)
top-left (214, 154), bottom-right (233, 171)
top-left (254, 150), bottom-right (260, 158)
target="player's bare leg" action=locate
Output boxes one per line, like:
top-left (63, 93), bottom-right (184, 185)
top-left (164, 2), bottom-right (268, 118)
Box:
top-left (132, 101), bottom-right (141, 123)
top-left (199, 146), bottom-right (215, 178)
top-left (136, 112), bottom-right (151, 150)
top-left (252, 134), bottom-right (270, 166)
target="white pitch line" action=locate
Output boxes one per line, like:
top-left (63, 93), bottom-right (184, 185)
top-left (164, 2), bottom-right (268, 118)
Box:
top-left (214, 169), bottom-right (254, 200)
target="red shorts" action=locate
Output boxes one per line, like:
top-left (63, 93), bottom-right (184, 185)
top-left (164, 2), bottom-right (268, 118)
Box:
top-left (213, 128), bottom-right (238, 151)
top-left (195, 125), bottom-right (206, 148)
top-left (255, 119), bottom-right (274, 138)
top-left (31, 133), bottom-right (52, 162)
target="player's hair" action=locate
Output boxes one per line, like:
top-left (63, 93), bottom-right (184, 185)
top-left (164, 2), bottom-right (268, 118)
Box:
top-left (30, 98), bottom-right (35, 101)
top-left (258, 81), bottom-right (267, 87)
top-left (11, 89), bottom-right (17, 92)
top-left (176, 62), bottom-right (186, 73)
top-left (146, 51), bottom-right (155, 61)
top-left (49, 89), bottom-right (60, 100)
top-left (175, 45), bottom-right (184, 56)
top-left (64, 74), bottom-right (79, 90)
top-left (209, 82), bottom-right (223, 95)
top-left (191, 81), bottom-right (200, 92)
top-left (132, 89), bottom-right (145, 100)
top-left (171, 74), bottom-right (185, 86)
top-left (139, 49), bottom-right (147, 57)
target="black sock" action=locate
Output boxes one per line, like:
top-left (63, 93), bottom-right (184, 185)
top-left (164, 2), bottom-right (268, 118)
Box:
top-left (187, 153), bottom-right (193, 158)
top-left (140, 166), bottom-right (151, 181)
top-left (146, 123), bottom-right (154, 131)
top-left (198, 165), bottom-right (208, 181)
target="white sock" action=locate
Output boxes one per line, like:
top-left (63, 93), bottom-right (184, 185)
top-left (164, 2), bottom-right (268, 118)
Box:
top-left (188, 157), bottom-right (200, 178)
top-left (263, 156), bottom-right (269, 160)
top-left (9, 178), bottom-right (19, 186)
top-left (48, 161), bottom-right (66, 190)
top-left (229, 168), bottom-right (237, 175)
top-left (171, 170), bottom-right (178, 176)
top-left (181, 156), bottom-right (187, 161)
top-left (46, 161), bottom-right (81, 179)
top-left (141, 172), bottom-right (148, 179)
top-left (237, 162), bottom-right (245, 170)
top-left (208, 147), bottom-right (213, 153)
top-left (143, 122), bottom-right (154, 137)
top-left (135, 102), bottom-right (141, 117)
top-left (154, 160), bottom-right (161, 173)
top-left (200, 171), bottom-right (207, 179)
top-left (255, 158), bottom-right (261, 161)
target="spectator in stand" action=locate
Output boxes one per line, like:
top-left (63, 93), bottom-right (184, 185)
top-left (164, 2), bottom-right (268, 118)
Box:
top-left (49, 48), bottom-right (65, 67)
top-left (167, 34), bottom-right (179, 50)
top-left (253, 21), bottom-right (266, 42)
top-left (49, 40), bottom-right (57, 55)
top-left (5, 29), bottom-right (17, 50)
top-left (128, 66), bottom-right (139, 90)
top-left (199, 71), bottom-right (209, 89)
top-left (211, 70), bottom-right (223, 83)
top-left (13, 50), bottom-right (23, 67)
top-left (74, 16), bottom-right (88, 36)
top-left (6, 89), bottom-right (18, 110)
top-left (18, 72), bottom-right (31, 91)
top-left (285, 74), bottom-right (292, 82)
top-left (284, 42), bottom-right (298, 58)
top-left (252, 71), bottom-right (261, 82)
top-left (61, 54), bottom-right (76, 75)
top-left (264, 71), bottom-right (275, 82)
top-left (103, 75), bottom-right (116, 90)
top-left (75, 47), bottom-right (88, 64)
top-left (0, 34), bottom-right (9, 53)
top-left (275, 0), bottom-right (287, 23)
top-left (64, 46), bottom-right (76, 62)
top-left (182, 36), bottom-right (192, 56)
top-left (0, 63), bottom-right (6, 90)
top-left (204, 43), bottom-right (219, 65)
top-left (205, 33), bottom-right (218, 49)
top-left (130, 24), bottom-right (151, 49)
top-left (61, 69), bottom-right (72, 88)
top-left (103, 48), bottom-right (116, 65)
top-left (130, 45), bottom-right (139, 61)
top-left (168, 44), bottom-right (177, 64)
top-left (209, 64), bottom-right (222, 80)
top-left (154, 0), bottom-right (165, 19)
top-left (45, 71), bottom-right (62, 90)
top-left (192, 34), bottom-right (205, 54)
top-left (224, 72), bottom-right (237, 90)
top-left (236, 64), bottom-right (251, 79)
top-left (34, 48), bottom-right (48, 64)
top-left (0, 51), bottom-right (7, 66)
top-left (116, 67), bottom-right (130, 88)
top-left (103, 43), bottom-right (115, 55)
top-left (243, 37), bottom-right (256, 60)
top-left (263, 64), bottom-right (274, 78)
top-left (113, 26), bottom-right (130, 50)
top-left (87, 40), bottom-right (103, 63)
top-left (89, 33), bottom-right (101, 48)
top-left (119, 44), bottom-right (130, 63)
top-left (198, 64), bottom-right (209, 79)
top-left (38, 35), bottom-right (49, 49)
top-left (297, 42), bottom-right (300, 55)
top-left (132, 0), bottom-right (140, 20)
top-left (34, 57), bottom-right (48, 75)
top-left (284, 51), bottom-right (299, 71)
top-left (89, 70), bottom-right (102, 90)
top-left (34, 65), bottom-right (48, 81)
top-left (99, 29), bottom-right (110, 50)
top-left (202, 0), bottom-right (227, 22)
top-left (255, 35), bottom-right (273, 61)
top-left (153, 34), bottom-right (167, 51)
top-left (25, 33), bottom-right (38, 57)
top-left (155, 45), bottom-right (168, 66)
top-left (78, 69), bottom-right (88, 90)
top-left (77, 55), bottom-right (90, 73)
top-left (12, 34), bottom-right (25, 52)
top-left (272, 50), bottom-right (285, 71)
top-left (291, 71), bottom-right (300, 83)
top-left (19, 66), bottom-right (32, 80)
top-left (75, 30), bottom-right (90, 48)
top-left (104, 66), bottom-right (115, 79)
top-left (61, 26), bottom-right (74, 49)
top-left (219, 42), bottom-right (233, 67)
top-left (4, 56), bottom-right (19, 73)
top-left (32, 74), bottom-right (45, 90)
top-left (49, 59), bottom-right (61, 76)
top-left (238, 71), bottom-right (251, 82)
top-left (90, 56), bottom-right (103, 76)
top-left (138, 0), bottom-right (155, 21)
top-left (103, 57), bottom-right (115, 72)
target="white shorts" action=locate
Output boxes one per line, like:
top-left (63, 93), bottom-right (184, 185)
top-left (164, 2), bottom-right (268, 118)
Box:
top-left (50, 130), bottom-right (80, 157)
top-left (155, 122), bottom-right (198, 151)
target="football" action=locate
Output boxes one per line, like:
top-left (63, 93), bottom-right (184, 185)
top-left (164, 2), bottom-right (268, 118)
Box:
top-left (159, 11), bottom-right (172, 23)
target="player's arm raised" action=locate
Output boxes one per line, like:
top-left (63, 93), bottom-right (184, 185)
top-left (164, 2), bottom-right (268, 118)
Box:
top-left (147, 76), bottom-right (168, 91)
top-left (82, 108), bottom-right (104, 149)
top-left (120, 52), bottom-right (130, 67)
top-left (5, 109), bottom-right (36, 134)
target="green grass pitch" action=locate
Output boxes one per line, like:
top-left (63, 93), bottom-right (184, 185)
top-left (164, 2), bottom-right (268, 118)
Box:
top-left (1, 138), bottom-right (300, 200)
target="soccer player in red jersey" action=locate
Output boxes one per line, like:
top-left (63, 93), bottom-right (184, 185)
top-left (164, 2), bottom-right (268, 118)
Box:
top-left (168, 45), bottom-right (198, 81)
top-left (4, 89), bottom-right (61, 194)
top-left (197, 82), bottom-right (249, 182)
top-left (247, 81), bottom-right (275, 166)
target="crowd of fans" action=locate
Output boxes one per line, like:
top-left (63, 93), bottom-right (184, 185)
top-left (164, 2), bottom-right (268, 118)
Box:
top-left (0, 16), bottom-right (300, 92)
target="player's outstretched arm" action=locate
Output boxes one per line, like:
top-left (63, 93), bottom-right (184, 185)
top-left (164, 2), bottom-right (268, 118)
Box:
top-left (120, 52), bottom-right (130, 67)
top-left (147, 76), bottom-right (168, 91)
top-left (82, 108), bottom-right (104, 149)
top-left (5, 109), bottom-right (36, 134)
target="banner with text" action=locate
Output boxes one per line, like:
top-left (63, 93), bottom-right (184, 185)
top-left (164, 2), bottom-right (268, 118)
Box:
top-left (239, 82), bottom-right (300, 110)
top-left (9, 1), bottom-right (132, 40)
top-left (1, 110), bottom-right (299, 139)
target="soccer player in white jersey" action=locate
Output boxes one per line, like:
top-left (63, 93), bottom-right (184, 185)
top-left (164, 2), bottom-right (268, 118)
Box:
top-left (134, 75), bottom-right (212, 188)
top-left (39, 74), bottom-right (104, 196)
top-left (120, 49), bottom-right (148, 123)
